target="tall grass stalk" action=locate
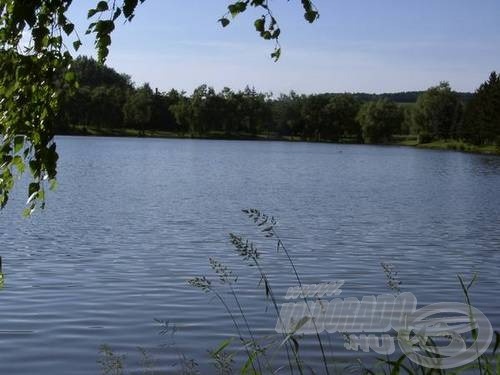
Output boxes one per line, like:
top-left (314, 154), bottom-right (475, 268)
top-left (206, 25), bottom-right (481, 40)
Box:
top-left (242, 209), bottom-right (331, 375)
top-left (188, 276), bottom-right (260, 374)
top-left (208, 257), bottom-right (268, 374)
top-left (457, 273), bottom-right (483, 375)
top-left (229, 233), bottom-right (305, 375)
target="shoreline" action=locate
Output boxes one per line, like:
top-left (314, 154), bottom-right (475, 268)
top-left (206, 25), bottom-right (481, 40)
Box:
top-left (396, 138), bottom-right (500, 156)
top-left (57, 127), bottom-right (500, 156)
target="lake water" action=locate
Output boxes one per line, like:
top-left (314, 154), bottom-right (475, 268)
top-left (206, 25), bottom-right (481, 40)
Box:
top-left (1, 136), bottom-right (499, 374)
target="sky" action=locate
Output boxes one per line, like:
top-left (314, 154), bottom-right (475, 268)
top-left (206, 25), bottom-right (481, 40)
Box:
top-left (68, 0), bottom-right (500, 94)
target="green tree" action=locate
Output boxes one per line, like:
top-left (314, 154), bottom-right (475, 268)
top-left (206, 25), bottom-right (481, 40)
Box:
top-left (238, 86), bottom-right (271, 136)
top-left (71, 56), bottom-right (132, 89)
top-left (400, 106), bottom-right (415, 135)
top-left (0, 0), bottom-right (319, 214)
top-left (300, 94), bottom-right (330, 140)
top-left (123, 84), bottom-right (153, 135)
top-left (60, 56), bottom-right (131, 131)
top-left (272, 92), bottom-right (306, 137)
top-left (169, 95), bottom-right (192, 136)
top-left (412, 82), bottom-right (463, 142)
top-left (59, 86), bottom-right (92, 133)
top-left (218, 87), bottom-right (240, 136)
top-left (357, 99), bottom-right (404, 144)
top-left (462, 72), bottom-right (500, 145)
top-left (148, 88), bottom-right (182, 132)
top-left (323, 94), bottom-right (362, 142)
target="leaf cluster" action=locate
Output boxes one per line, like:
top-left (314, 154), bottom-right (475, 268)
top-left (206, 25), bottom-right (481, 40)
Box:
top-left (218, 0), bottom-right (319, 61)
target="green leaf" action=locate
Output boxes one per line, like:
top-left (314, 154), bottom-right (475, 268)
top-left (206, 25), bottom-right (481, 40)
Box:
top-left (87, 8), bottom-right (98, 18)
top-left (13, 136), bottom-right (24, 153)
top-left (28, 182), bottom-right (40, 197)
top-left (86, 22), bottom-right (96, 34)
top-left (123, 0), bottom-right (139, 19)
top-left (26, 192), bottom-right (38, 206)
top-left (301, 0), bottom-right (313, 13)
top-left (271, 47), bottom-right (281, 61)
top-left (62, 22), bottom-right (74, 36)
top-left (23, 207), bottom-right (34, 218)
top-left (241, 351), bottom-right (258, 374)
top-left (95, 20), bottom-right (115, 35)
top-left (98, 46), bottom-right (110, 62)
top-left (254, 17), bottom-right (265, 32)
top-left (73, 40), bottom-right (82, 51)
top-left (304, 10), bottom-right (318, 23)
top-left (64, 71), bottom-right (76, 83)
top-left (228, 1), bottom-right (247, 17)
top-left (11, 156), bottom-right (25, 173)
top-left (29, 160), bottom-right (40, 176)
top-left (218, 18), bottom-right (230, 27)
top-left (96, 1), bottom-right (109, 12)
top-left (212, 338), bottom-right (233, 356)
top-left (112, 8), bottom-right (122, 20)
top-left (49, 179), bottom-right (58, 191)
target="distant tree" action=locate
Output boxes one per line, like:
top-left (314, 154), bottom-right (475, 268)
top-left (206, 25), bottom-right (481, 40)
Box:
top-left (412, 82), bottom-right (463, 142)
top-left (300, 94), bottom-right (330, 140)
top-left (169, 95), bottom-right (192, 136)
top-left (149, 88), bottom-right (181, 131)
top-left (357, 99), bottom-right (404, 144)
top-left (238, 86), bottom-right (271, 135)
top-left (61, 57), bottom-right (131, 130)
top-left (88, 86), bottom-right (125, 129)
top-left (462, 72), bottom-right (500, 145)
top-left (71, 56), bottom-right (131, 89)
top-left (400, 106), bottom-right (415, 135)
top-left (59, 86), bottom-right (92, 132)
top-left (271, 92), bottom-right (305, 137)
top-left (123, 84), bottom-right (153, 135)
top-left (218, 87), bottom-right (240, 135)
top-left (190, 85), bottom-right (216, 135)
top-left (323, 94), bottom-right (362, 142)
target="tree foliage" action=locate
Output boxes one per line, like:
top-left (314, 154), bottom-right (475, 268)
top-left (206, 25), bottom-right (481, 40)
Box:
top-left (357, 99), bottom-right (404, 144)
top-left (0, 0), bottom-right (318, 214)
top-left (60, 58), bottom-right (500, 150)
top-left (323, 94), bottom-right (362, 142)
top-left (56, 58), bottom-right (500, 151)
top-left (462, 72), bottom-right (500, 145)
top-left (123, 84), bottom-right (153, 134)
top-left (56, 59), bottom-right (370, 143)
top-left (412, 82), bottom-right (463, 142)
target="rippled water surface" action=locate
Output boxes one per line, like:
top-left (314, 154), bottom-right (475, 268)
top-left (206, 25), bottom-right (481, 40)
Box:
top-left (1, 136), bottom-right (499, 374)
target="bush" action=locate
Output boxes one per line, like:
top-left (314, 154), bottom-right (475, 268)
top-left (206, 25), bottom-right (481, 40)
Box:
top-left (417, 133), bottom-right (433, 144)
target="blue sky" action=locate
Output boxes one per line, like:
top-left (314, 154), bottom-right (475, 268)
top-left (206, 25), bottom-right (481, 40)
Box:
top-left (68, 0), bottom-right (500, 94)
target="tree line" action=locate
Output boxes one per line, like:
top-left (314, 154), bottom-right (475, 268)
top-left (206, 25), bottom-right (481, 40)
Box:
top-left (59, 56), bottom-right (500, 146)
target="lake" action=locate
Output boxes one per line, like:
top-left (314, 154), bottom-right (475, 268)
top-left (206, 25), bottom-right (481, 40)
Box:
top-left (1, 136), bottom-right (499, 374)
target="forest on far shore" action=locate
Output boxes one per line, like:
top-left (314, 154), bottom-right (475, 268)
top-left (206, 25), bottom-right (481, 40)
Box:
top-left (59, 56), bottom-right (500, 147)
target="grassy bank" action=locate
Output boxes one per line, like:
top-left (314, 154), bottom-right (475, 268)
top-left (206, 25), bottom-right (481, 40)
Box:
top-left (58, 125), bottom-right (355, 143)
top-left (60, 125), bottom-right (292, 142)
top-left (395, 136), bottom-right (500, 155)
top-left (60, 126), bottom-right (500, 156)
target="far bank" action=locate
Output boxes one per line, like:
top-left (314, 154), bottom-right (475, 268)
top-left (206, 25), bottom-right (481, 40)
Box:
top-left (58, 126), bottom-right (500, 156)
